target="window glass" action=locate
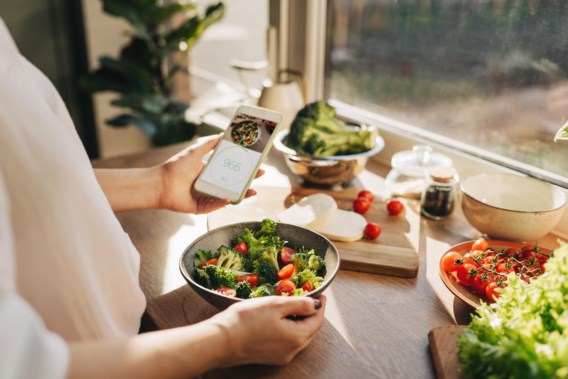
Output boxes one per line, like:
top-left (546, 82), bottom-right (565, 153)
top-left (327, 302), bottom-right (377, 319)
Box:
top-left (327, 0), bottom-right (568, 183)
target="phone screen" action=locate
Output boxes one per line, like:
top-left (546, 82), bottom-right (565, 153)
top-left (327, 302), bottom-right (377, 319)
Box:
top-left (197, 110), bottom-right (279, 201)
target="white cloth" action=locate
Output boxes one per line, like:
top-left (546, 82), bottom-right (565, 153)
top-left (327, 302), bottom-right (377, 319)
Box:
top-left (0, 17), bottom-right (146, 377)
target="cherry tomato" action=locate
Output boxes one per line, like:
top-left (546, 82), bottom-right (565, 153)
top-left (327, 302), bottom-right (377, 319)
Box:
top-left (276, 279), bottom-right (296, 296)
top-left (198, 258), bottom-right (218, 269)
top-left (386, 199), bottom-right (404, 216)
top-left (277, 263), bottom-right (295, 280)
top-left (280, 246), bottom-right (296, 265)
top-left (234, 241), bottom-right (248, 255)
top-left (471, 238), bottom-right (489, 252)
top-left (456, 263), bottom-right (477, 286)
top-left (363, 222), bottom-right (382, 240)
top-left (470, 274), bottom-right (489, 295)
top-left (353, 197), bottom-right (371, 214)
top-left (237, 274), bottom-right (259, 287)
top-left (301, 281), bottom-right (314, 292)
top-left (504, 247), bottom-right (521, 256)
top-left (215, 287), bottom-right (237, 297)
top-left (441, 251), bottom-right (463, 272)
top-left (485, 282), bottom-right (500, 302)
top-left (357, 190), bottom-right (375, 202)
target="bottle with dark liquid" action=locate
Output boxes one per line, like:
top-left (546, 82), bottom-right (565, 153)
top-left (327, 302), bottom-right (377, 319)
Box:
top-left (420, 166), bottom-right (458, 220)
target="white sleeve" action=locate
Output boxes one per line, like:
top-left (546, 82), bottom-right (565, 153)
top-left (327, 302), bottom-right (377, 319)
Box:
top-left (0, 170), bottom-right (69, 379)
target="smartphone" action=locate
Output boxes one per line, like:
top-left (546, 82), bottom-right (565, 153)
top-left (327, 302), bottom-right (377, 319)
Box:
top-left (194, 105), bottom-right (283, 204)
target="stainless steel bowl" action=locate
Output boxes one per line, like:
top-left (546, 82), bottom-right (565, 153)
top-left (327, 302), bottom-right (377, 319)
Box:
top-left (179, 221), bottom-right (340, 310)
top-left (273, 125), bottom-right (385, 187)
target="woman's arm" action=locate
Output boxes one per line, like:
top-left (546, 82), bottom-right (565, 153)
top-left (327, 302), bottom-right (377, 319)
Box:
top-left (67, 296), bottom-right (326, 379)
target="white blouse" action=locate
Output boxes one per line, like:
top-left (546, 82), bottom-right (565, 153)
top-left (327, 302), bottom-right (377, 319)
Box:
top-left (0, 18), bottom-right (146, 378)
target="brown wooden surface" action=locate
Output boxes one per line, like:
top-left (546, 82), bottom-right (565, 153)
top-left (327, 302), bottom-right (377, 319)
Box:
top-left (428, 325), bottom-right (467, 379)
top-left (208, 185), bottom-right (420, 277)
top-left (92, 143), bottom-right (562, 379)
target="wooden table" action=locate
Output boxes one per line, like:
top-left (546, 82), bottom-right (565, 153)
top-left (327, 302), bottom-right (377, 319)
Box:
top-left (93, 141), bottom-right (561, 379)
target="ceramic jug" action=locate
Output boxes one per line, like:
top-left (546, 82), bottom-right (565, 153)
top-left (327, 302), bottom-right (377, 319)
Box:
top-left (257, 69), bottom-right (305, 130)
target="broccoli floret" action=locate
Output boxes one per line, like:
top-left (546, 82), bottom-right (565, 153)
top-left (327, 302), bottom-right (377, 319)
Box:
top-left (216, 245), bottom-right (245, 271)
top-left (292, 249), bottom-right (326, 277)
top-left (286, 100), bottom-right (375, 157)
top-left (203, 265), bottom-right (237, 289)
top-left (250, 284), bottom-right (276, 298)
top-left (292, 268), bottom-right (324, 289)
top-left (195, 267), bottom-right (211, 288)
top-left (254, 218), bottom-right (278, 238)
top-left (193, 248), bottom-right (214, 269)
top-left (255, 259), bottom-right (279, 285)
top-left (235, 281), bottom-right (252, 299)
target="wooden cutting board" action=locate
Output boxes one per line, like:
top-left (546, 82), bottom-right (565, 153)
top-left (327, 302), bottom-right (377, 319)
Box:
top-left (207, 185), bottom-right (420, 278)
top-left (428, 325), bottom-right (467, 379)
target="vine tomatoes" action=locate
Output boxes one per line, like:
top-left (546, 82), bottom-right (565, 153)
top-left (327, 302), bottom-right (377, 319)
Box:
top-left (353, 197), bottom-right (371, 214)
top-left (386, 199), bottom-right (404, 216)
top-left (441, 251), bottom-right (463, 272)
top-left (357, 190), bottom-right (375, 202)
top-left (276, 279), bottom-right (296, 296)
top-left (456, 263), bottom-right (477, 286)
top-left (471, 238), bottom-right (489, 251)
top-left (363, 223), bottom-right (382, 240)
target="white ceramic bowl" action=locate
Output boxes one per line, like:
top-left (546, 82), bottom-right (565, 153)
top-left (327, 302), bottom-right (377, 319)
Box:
top-left (460, 173), bottom-right (566, 242)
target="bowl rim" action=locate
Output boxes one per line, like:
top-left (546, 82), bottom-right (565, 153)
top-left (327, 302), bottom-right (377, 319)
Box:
top-left (461, 173), bottom-right (567, 213)
top-left (273, 129), bottom-right (385, 161)
top-left (178, 221), bottom-right (341, 303)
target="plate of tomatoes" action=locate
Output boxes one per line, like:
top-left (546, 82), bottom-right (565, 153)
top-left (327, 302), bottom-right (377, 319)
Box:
top-left (439, 238), bottom-right (552, 308)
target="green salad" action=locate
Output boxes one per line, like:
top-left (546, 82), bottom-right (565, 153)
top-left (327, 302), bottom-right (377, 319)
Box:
top-left (458, 242), bottom-right (568, 378)
top-left (193, 219), bottom-right (326, 298)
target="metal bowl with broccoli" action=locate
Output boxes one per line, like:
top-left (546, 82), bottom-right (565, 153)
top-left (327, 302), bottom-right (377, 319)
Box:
top-left (179, 219), bottom-right (339, 310)
top-left (274, 101), bottom-right (385, 186)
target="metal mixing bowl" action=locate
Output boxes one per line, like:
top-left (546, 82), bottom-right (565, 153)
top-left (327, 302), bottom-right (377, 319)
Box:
top-left (273, 125), bottom-right (385, 187)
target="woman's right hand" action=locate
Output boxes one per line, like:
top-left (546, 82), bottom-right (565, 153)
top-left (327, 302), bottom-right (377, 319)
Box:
top-left (210, 295), bottom-right (327, 367)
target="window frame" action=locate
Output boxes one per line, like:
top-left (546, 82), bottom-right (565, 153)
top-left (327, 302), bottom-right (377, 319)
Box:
top-left (272, 0), bottom-right (568, 238)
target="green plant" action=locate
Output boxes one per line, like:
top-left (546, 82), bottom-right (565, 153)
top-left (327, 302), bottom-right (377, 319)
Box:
top-left (555, 120), bottom-right (568, 142)
top-left (81, 0), bottom-right (225, 146)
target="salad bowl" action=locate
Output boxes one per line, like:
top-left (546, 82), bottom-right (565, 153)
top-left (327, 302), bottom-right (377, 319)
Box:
top-left (179, 221), bottom-right (340, 310)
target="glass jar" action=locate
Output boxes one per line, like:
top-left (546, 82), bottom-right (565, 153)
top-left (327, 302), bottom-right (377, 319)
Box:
top-left (385, 145), bottom-right (452, 199)
top-left (420, 166), bottom-right (459, 220)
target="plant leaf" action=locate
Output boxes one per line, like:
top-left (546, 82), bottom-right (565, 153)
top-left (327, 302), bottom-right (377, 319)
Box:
top-left (554, 121), bottom-right (568, 142)
top-left (106, 113), bottom-right (158, 136)
top-left (140, 2), bottom-right (197, 25)
top-left (103, 0), bottom-right (147, 34)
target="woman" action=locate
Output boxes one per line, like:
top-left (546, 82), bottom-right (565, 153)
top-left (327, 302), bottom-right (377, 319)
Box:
top-left (0, 18), bottom-right (325, 379)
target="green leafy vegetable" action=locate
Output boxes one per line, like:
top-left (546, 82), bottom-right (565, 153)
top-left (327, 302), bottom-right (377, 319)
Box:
top-left (458, 242), bottom-right (568, 379)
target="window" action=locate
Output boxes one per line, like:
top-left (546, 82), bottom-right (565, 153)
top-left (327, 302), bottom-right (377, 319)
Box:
top-left (325, 0), bottom-right (568, 187)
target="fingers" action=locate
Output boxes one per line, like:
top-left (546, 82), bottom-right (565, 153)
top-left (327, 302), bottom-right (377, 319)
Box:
top-left (255, 169), bottom-right (265, 179)
top-left (276, 295), bottom-right (324, 318)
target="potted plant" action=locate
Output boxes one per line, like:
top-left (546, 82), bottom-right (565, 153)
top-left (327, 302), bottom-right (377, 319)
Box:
top-left (81, 0), bottom-right (225, 146)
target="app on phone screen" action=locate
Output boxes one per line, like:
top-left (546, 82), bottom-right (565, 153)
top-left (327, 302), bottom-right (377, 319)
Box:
top-left (198, 113), bottom-right (277, 193)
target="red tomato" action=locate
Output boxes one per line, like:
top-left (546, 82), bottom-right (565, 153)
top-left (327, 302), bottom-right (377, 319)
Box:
top-left (386, 199), bottom-right (404, 216)
top-left (357, 190), bottom-right (375, 202)
top-left (353, 197), bottom-right (371, 214)
top-left (278, 263), bottom-right (295, 280)
top-left (280, 246), bottom-right (296, 265)
top-left (363, 222), bottom-right (382, 240)
top-left (215, 287), bottom-right (237, 297)
top-left (234, 241), bottom-right (248, 255)
top-left (485, 282), bottom-right (500, 302)
top-left (456, 263), bottom-right (477, 286)
top-left (198, 258), bottom-right (218, 269)
top-left (237, 274), bottom-right (259, 287)
top-left (441, 251), bottom-right (463, 272)
top-left (276, 279), bottom-right (296, 296)
top-left (301, 281), bottom-right (314, 292)
top-left (470, 274), bottom-right (489, 295)
top-left (504, 247), bottom-right (521, 256)
top-left (471, 238), bottom-right (489, 252)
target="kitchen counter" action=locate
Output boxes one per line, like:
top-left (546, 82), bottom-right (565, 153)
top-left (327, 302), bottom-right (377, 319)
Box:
top-left (93, 140), bottom-right (561, 379)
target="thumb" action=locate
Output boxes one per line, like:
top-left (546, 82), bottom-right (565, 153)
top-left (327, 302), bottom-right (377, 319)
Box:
top-left (193, 134), bottom-right (222, 157)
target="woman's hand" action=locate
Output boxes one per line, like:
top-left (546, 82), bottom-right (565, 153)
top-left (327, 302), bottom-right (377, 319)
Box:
top-left (210, 295), bottom-right (327, 367)
top-left (158, 134), bottom-right (263, 214)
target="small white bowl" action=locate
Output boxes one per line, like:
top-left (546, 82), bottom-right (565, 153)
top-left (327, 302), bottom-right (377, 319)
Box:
top-left (461, 173), bottom-right (566, 242)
